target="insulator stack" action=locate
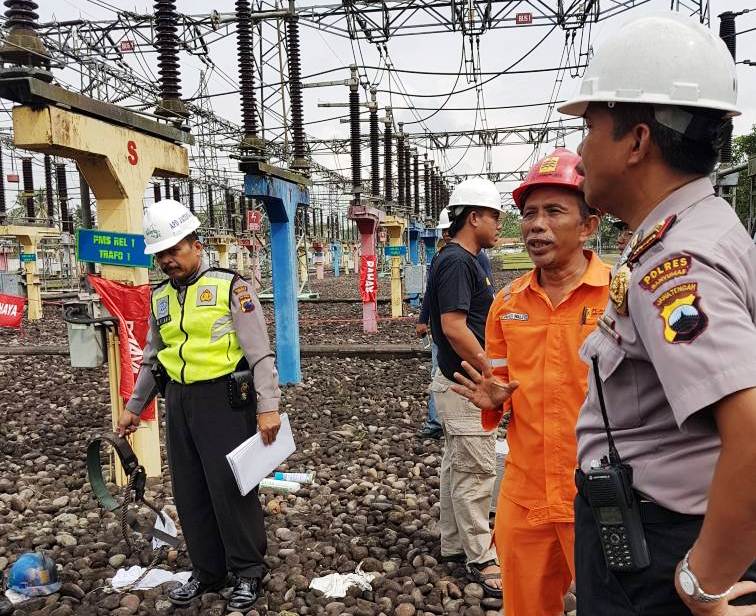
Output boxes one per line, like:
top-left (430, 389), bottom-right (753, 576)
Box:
top-left (236, 1), bottom-right (258, 141)
top-left (0, 0), bottom-right (51, 74)
top-left (319, 209), bottom-right (324, 237)
top-left (413, 151), bottom-right (420, 217)
top-left (225, 188), bottom-right (235, 231)
top-left (153, 183), bottom-right (161, 202)
top-left (303, 204), bottom-right (309, 239)
top-left (287, 16), bottom-right (308, 173)
top-left (79, 169), bottom-right (93, 228)
top-left (369, 88), bottom-right (380, 197)
top-left (423, 156), bottom-right (430, 221)
top-left (21, 157), bottom-right (34, 221)
top-left (0, 148), bottom-right (6, 224)
top-left (719, 11), bottom-right (736, 165)
top-left (311, 207), bottom-right (317, 235)
top-left (188, 180), bottom-right (195, 213)
top-left (43, 154), bottom-right (54, 221)
top-left (172, 184), bottom-right (180, 202)
top-left (164, 177), bottom-right (171, 198)
top-left (207, 185), bottom-right (215, 228)
top-left (404, 143), bottom-right (411, 214)
top-left (154, 0), bottom-right (189, 118)
top-left (55, 164), bottom-right (71, 233)
top-left (432, 169), bottom-right (439, 221)
top-left (240, 195), bottom-right (247, 232)
top-left (349, 67), bottom-right (361, 197)
top-left (384, 111), bottom-right (393, 207)
top-left (397, 126), bottom-right (405, 211)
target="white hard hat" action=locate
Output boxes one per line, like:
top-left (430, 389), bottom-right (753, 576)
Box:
top-left (143, 199), bottom-right (201, 255)
top-left (559, 13), bottom-right (740, 118)
top-left (436, 208), bottom-right (451, 230)
top-left (448, 177), bottom-right (503, 217)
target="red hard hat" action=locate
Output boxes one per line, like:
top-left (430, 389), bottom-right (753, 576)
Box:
top-left (512, 147), bottom-right (583, 211)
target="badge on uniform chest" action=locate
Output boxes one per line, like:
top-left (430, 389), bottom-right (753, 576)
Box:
top-left (156, 296), bottom-right (171, 326)
top-left (196, 285), bottom-right (218, 306)
top-left (609, 215), bottom-right (677, 317)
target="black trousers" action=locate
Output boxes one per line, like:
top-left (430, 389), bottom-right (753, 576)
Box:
top-left (575, 493), bottom-right (756, 615)
top-left (165, 380), bottom-right (267, 583)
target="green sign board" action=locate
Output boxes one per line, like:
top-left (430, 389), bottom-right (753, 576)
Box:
top-left (384, 245), bottom-right (407, 257)
top-left (19, 253), bottom-right (36, 263)
top-left (76, 228), bottom-right (152, 268)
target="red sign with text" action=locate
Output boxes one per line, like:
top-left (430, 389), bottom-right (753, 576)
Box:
top-left (120, 40), bottom-right (135, 52)
top-left (6, 173), bottom-right (18, 183)
top-left (0, 293), bottom-right (25, 328)
top-left (515, 12), bottom-right (533, 24)
top-left (360, 255), bottom-right (377, 303)
top-left (247, 210), bottom-right (263, 231)
top-left (88, 275), bottom-right (157, 421)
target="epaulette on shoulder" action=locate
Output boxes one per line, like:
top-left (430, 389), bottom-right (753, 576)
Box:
top-left (204, 267), bottom-right (240, 282)
top-left (628, 215), bottom-right (677, 265)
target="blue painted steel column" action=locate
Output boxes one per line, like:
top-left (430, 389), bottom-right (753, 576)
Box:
top-left (408, 221), bottom-right (422, 265)
top-left (331, 242), bottom-right (342, 277)
top-left (245, 174), bottom-right (308, 384)
top-left (422, 229), bottom-right (439, 266)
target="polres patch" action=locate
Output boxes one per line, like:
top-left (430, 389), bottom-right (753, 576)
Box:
top-left (654, 282), bottom-right (708, 343)
top-left (639, 254), bottom-right (692, 293)
top-left (196, 285), bottom-right (217, 306)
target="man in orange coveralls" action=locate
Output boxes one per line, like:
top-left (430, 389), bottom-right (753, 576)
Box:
top-left (452, 147), bottom-right (610, 615)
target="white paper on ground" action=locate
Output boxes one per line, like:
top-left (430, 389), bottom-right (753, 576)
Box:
top-left (111, 565), bottom-right (192, 591)
top-left (226, 412), bottom-right (296, 496)
top-left (152, 508), bottom-right (178, 550)
top-left (308, 563), bottom-right (379, 598)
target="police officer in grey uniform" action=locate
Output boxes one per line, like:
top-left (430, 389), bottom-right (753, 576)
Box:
top-left (559, 14), bottom-right (756, 616)
top-left (117, 200), bottom-right (281, 613)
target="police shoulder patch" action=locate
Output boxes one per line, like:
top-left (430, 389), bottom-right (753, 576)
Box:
top-left (155, 296), bottom-right (171, 325)
top-left (654, 281), bottom-right (708, 344)
top-left (639, 254), bottom-right (692, 293)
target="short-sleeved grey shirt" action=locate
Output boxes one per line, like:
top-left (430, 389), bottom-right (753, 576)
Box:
top-left (576, 177), bottom-right (756, 515)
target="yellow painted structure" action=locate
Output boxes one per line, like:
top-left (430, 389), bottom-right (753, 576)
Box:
top-left (11, 105), bottom-right (189, 480)
top-left (207, 235), bottom-right (233, 269)
top-left (0, 224), bottom-right (59, 320)
top-left (382, 215), bottom-right (406, 318)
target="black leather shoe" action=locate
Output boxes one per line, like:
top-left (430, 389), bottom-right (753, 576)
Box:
top-left (227, 576), bottom-right (260, 613)
top-left (415, 425), bottom-right (443, 440)
top-left (168, 575), bottom-right (229, 606)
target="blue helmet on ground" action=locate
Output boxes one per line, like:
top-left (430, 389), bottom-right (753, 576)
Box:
top-left (6, 553), bottom-right (61, 597)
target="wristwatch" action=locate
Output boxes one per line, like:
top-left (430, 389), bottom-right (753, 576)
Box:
top-left (677, 549), bottom-right (733, 603)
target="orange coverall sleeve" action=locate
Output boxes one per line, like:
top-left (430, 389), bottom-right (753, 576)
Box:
top-left (483, 289), bottom-right (512, 431)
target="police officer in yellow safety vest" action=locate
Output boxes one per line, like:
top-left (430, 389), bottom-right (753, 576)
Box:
top-left (117, 199), bottom-right (281, 613)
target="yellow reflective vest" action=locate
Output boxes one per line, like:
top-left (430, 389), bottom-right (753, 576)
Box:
top-left (151, 268), bottom-right (245, 383)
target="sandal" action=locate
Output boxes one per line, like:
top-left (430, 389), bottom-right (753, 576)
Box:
top-left (466, 559), bottom-right (502, 598)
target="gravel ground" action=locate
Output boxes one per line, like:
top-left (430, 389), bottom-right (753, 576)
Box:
top-left (0, 269), bottom-right (577, 616)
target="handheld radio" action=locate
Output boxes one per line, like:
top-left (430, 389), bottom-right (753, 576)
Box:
top-left (585, 355), bottom-right (650, 573)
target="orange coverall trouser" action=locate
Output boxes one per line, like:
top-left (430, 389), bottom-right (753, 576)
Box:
top-left (496, 496), bottom-right (575, 616)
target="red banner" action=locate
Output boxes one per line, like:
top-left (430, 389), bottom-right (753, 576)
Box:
top-left (360, 255), bottom-right (377, 303)
top-left (0, 293), bottom-right (25, 328)
top-left (88, 275), bottom-right (157, 421)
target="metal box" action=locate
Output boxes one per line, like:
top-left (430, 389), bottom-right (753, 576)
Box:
top-left (404, 264), bottom-right (426, 296)
top-left (64, 293), bottom-right (106, 368)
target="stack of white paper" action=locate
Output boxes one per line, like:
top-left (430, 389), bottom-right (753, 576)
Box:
top-left (226, 412), bottom-right (296, 496)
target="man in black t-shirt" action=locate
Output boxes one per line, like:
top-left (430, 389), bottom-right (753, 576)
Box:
top-left (426, 177), bottom-right (504, 597)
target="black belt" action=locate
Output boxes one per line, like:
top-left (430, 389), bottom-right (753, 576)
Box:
top-left (168, 372), bottom-right (232, 386)
top-left (575, 469), bottom-right (703, 525)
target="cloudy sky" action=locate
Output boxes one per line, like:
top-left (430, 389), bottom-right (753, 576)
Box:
top-left (13, 0), bottom-right (756, 213)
